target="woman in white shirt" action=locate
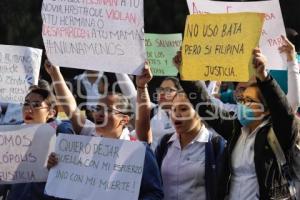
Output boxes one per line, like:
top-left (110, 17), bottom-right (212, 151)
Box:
top-left (137, 77), bottom-right (183, 150)
top-left (135, 65), bottom-right (228, 200)
top-left (44, 61), bottom-right (164, 200)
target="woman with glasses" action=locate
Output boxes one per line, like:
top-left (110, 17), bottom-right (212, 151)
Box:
top-left (172, 46), bottom-right (299, 199)
top-left (137, 76), bottom-right (183, 150)
top-left (22, 87), bottom-right (57, 124)
top-left (3, 82), bottom-right (74, 200)
top-left (209, 35), bottom-right (300, 115)
top-left (45, 61), bottom-right (163, 200)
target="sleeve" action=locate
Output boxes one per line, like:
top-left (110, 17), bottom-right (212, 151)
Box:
top-left (258, 76), bottom-right (298, 150)
top-left (139, 145), bottom-right (164, 200)
top-left (286, 60), bottom-right (300, 112)
top-left (115, 73), bottom-right (137, 112)
top-left (56, 120), bottom-right (75, 135)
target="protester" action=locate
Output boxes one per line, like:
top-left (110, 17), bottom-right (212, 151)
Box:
top-left (206, 35), bottom-right (300, 115)
top-left (1, 80), bottom-right (74, 200)
top-left (45, 61), bottom-right (164, 200)
top-left (136, 76), bottom-right (182, 150)
top-left (135, 64), bottom-right (228, 200)
top-left (173, 46), bottom-right (299, 199)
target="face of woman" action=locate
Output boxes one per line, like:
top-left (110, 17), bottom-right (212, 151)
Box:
top-left (171, 94), bottom-right (200, 135)
top-left (234, 82), bottom-right (248, 103)
top-left (22, 93), bottom-right (54, 124)
top-left (238, 86), bottom-right (269, 125)
top-left (92, 95), bottom-right (129, 138)
top-left (157, 80), bottom-right (178, 109)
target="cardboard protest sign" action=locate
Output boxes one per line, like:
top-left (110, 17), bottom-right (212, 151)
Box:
top-left (186, 0), bottom-right (286, 70)
top-left (45, 134), bottom-right (146, 200)
top-left (181, 13), bottom-right (264, 81)
top-left (0, 124), bottom-right (56, 184)
top-left (145, 33), bottom-right (181, 76)
top-left (0, 45), bottom-right (42, 103)
top-left (42, 0), bottom-right (146, 75)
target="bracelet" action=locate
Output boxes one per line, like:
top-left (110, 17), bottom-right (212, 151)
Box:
top-left (137, 84), bottom-right (148, 89)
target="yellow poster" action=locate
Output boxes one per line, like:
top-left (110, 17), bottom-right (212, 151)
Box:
top-left (181, 12), bottom-right (264, 81)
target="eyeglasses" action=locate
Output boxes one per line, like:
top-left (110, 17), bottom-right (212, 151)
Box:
top-left (237, 97), bottom-right (261, 106)
top-left (156, 87), bottom-right (177, 94)
top-left (22, 101), bottom-right (49, 110)
top-left (89, 105), bottom-right (126, 115)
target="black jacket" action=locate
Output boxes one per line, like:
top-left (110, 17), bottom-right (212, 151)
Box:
top-left (179, 77), bottom-right (298, 200)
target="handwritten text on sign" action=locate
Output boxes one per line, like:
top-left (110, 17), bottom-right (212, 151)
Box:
top-left (145, 33), bottom-right (181, 76)
top-left (0, 124), bottom-right (56, 184)
top-left (181, 13), bottom-right (264, 81)
top-left (0, 45), bottom-right (42, 103)
top-left (42, 0), bottom-right (146, 74)
top-left (186, 0), bottom-right (286, 70)
top-left (45, 134), bottom-right (146, 200)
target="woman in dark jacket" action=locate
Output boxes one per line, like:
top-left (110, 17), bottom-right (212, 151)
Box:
top-left (174, 43), bottom-right (298, 199)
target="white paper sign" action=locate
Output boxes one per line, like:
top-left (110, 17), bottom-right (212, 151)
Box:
top-left (0, 45), bottom-right (42, 103)
top-left (42, 0), bottom-right (146, 74)
top-left (0, 124), bottom-right (56, 184)
top-left (45, 134), bottom-right (146, 200)
top-left (187, 0), bottom-right (286, 70)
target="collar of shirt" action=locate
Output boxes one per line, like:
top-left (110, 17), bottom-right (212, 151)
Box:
top-left (168, 124), bottom-right (210, 149)
top-left (241, 118), bottom-right (271, 137)
top-left (156, 107), bottom-right (171, 119)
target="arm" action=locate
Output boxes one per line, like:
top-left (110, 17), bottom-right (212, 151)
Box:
top-left (286, 60), bottom-right (300, 112)
top-left (135, 64), bottom-right (153, 144)
top-left (253, 47), bottom-right (298, 150)
top-left (44, 60), bottom-right (86, 134)
top-left (279, 36), bottom-right (300, 112)
top-left (115, 73), bottom-right (137, 112)
top-left (258, 77), bottom-right (297, 150)
top-left (139, 144), bottom-right (164, 200)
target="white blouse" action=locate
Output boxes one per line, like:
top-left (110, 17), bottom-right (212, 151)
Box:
top-left (161, 125), bottom-right (210, 200)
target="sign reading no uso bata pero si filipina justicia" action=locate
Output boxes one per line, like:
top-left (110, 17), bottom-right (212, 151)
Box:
top-left (181, 12), bottom-right (264, 82)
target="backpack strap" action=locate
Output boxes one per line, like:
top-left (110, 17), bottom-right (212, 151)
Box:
top-left (150, 105), bottom-right (159, 120)
top-left (155, 133), bottom-right (173, 170)
top-left (267, 127), bottom-right (297, 198)
top-left (205, 133), bottom-right (217, 200)
top-left (267, 127), bottom-right (287, 167)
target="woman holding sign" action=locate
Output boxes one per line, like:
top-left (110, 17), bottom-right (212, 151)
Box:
top-left (45, 60), bottom-right (164, 200)
top-left (135, 65), bottom-right (228, 200)
top-left (3, 83), bottom-right (73, 200)
top-left (136, 77), bottom-right (183, 151)
top-left (172, 45), bottom-right (299, 199)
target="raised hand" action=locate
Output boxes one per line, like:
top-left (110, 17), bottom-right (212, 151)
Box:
top-left (136, 62), bottom-right (153, 88)
top-left (278, 35), bottom-right (296, 62)
top-left (44, 59), bottom-right (60, 77)
top-left (252, 48), bottom-right (269, 81)
top-left (172, 50), bottom-right (182, 71)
